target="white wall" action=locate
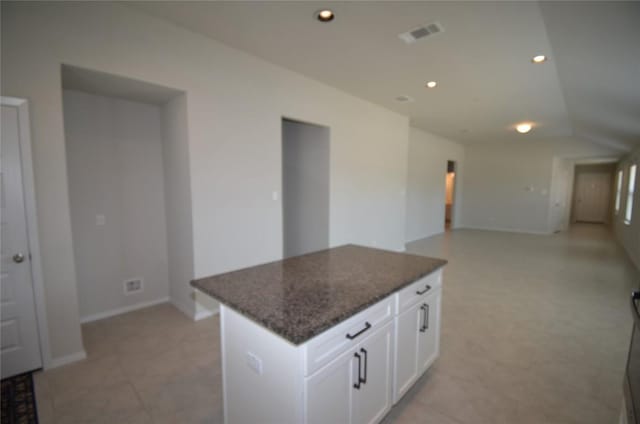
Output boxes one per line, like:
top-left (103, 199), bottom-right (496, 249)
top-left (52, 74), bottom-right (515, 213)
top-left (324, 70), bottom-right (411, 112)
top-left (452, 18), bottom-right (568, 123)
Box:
top-left (282, 119), bottom-right (330, 258)
top-left (63, 90), bottom-right (170, 321)
top-left (160, 94), bottom-right (200, 318)
top-left (405, 127), bottom-right (464, 242)
top-left (1, 2), bottom-right (409, 362)
top-left (461, 138), bottom-right (620, 234)
top-left (615, 146), bottom-right (640, 270)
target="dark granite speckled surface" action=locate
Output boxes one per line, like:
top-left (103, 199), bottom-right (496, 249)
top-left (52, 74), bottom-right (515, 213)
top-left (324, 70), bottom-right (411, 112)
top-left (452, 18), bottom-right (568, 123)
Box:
top-left (191, 245), bottom-right (447, 345)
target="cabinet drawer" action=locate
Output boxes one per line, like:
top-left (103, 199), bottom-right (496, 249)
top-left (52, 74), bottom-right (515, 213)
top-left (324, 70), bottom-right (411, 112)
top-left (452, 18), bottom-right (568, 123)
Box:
top-left (395, 270), bottom-right (442, 314)
top-left (303, 296), bottom-right (393, 376)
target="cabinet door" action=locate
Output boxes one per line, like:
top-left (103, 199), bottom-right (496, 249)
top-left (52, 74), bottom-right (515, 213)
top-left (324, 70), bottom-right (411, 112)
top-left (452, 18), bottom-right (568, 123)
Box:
top-left (417, 291), bottom-right (441, 374)
top-left (354, 322), bottom-right (393, 424)
top-left (305, 346), bottom-right (357, 424)
top-left (393, 302), bottom-right (422, 403)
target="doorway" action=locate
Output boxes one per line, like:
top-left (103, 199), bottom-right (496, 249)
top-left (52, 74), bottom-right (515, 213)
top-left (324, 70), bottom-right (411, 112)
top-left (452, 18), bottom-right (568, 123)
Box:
top-left (282, 118), bottom-right (330, 258)
top-left (445, 161), bottom-right (456, 230)
top-left (571, 164), bottom-right (615, 225)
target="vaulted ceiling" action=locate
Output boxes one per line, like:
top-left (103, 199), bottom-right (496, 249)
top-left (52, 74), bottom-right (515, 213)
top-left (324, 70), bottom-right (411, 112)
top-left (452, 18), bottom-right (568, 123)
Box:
top-left (129, 1), bottom-right (640, 153)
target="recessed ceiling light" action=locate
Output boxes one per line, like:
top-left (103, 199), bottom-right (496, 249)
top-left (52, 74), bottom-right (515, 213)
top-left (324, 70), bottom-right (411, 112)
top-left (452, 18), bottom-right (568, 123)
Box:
top-left (426, 81), bottom-right (437, 88)
top-left (531, 55), bottom-right (547, 63)
top-left (316, 9), bottom-right (335, 22)
top-left (516, 122), bottom-right (533, 133)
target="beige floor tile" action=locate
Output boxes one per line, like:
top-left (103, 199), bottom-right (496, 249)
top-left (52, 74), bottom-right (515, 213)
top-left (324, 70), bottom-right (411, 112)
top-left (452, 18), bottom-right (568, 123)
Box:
top-left (32, 224), bottom-right (637, 423)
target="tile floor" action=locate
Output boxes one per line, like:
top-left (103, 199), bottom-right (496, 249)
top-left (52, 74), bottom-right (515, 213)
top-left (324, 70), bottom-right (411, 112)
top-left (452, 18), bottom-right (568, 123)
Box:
top-left (34, 224), bottom-right (638, 423)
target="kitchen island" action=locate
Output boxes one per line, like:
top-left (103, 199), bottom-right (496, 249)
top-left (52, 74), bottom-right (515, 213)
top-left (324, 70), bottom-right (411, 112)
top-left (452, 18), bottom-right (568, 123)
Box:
top-left (192, 245), bottom-right (447, 424)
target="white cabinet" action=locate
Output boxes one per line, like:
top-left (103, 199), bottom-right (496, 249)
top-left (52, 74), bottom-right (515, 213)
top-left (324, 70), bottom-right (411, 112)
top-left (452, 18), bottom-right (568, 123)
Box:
top-left (392, 274), bottom-right (442, 403)
top-left (216, 268), bottom-right (443, 424)
top-left (305, 322), bottom-right (393, 424)
top-left (417, 291), bottom-right (440, 374)
top-left (394, 301), bottom-right (423, 400)
top-left (306, 347), bottom-right (356, 424)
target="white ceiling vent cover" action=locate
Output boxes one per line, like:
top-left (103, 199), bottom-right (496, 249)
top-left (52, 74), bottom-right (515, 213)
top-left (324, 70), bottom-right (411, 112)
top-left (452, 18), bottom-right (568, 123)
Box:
top-left (399, 22), bottom-right (444, 44)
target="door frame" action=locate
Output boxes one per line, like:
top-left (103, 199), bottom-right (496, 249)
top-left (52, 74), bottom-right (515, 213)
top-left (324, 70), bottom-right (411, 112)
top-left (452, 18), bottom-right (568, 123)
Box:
top-left (2, 96), bottom-right (51, 369)
top-left (445, 160), bottom-right (457, 229)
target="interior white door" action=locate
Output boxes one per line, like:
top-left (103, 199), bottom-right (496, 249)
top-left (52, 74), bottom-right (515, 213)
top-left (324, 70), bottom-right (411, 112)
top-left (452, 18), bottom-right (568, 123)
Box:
top-left (575, 172), bottom-right (612, 223)
top-left (1, 104), bottom-right (43, 378)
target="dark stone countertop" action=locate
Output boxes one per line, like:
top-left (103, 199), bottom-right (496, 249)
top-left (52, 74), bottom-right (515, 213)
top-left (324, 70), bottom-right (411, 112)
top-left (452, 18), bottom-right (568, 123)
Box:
top-left (191, 244), bottom-right (447, 345)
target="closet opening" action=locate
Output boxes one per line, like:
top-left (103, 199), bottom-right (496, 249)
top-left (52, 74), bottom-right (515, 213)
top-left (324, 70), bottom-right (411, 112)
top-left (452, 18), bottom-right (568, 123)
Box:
top-left (61, 64), bottom-right (202, 324)
top-left (281, 118), bottom-right (330, 258)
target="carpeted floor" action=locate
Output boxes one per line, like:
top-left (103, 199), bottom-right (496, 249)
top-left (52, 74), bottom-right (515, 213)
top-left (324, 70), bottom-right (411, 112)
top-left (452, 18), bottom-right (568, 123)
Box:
top-left (1, 372), bottom-right (38, 424)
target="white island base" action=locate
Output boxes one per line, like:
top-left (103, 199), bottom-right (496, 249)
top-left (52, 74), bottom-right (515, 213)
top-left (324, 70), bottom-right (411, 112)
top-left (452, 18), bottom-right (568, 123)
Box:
top-left (218, 269), bottom-right (442, 424)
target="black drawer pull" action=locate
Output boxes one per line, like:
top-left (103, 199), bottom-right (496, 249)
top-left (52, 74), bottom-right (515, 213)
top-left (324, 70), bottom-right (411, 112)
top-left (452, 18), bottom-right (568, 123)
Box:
top-left (346, 322), bottom-right (372, 340)
top-left (416, 285), bottom-right (432, 295)
top-left (353, 352), bottom-right (362, 389)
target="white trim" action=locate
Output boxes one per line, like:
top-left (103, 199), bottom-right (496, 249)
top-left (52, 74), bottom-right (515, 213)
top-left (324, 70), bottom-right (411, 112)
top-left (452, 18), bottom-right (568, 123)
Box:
top-left (460, 226), bottom-right (552, 236)
top-left (220, 305), bottom-right (229, 424)
top-left (195, 307), bottom-right (218, 321)
top-left (405, 230), bottom-right (445, 244)
top-left (1, 97), bottom-right (53, 370)
top-left (48, 350), bottom-right (87, 369)
top-left (79, 297), bottom-right (170, 324)
top-left (171, 297), bottom-right (196, 319)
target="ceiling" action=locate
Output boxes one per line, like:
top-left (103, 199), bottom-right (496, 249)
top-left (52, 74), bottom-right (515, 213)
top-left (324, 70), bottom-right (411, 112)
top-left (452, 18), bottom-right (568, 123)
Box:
top-left (128, 1), bottom-right (640, 153)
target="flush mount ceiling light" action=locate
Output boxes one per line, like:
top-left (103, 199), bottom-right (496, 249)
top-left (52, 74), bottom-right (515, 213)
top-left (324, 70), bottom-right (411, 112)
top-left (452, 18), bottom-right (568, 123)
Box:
top-left (516, 122), bottom-right (533, 133)
top-left (531, 55), bottom-right (547, 63)
top-left (426, 81), bottom-right (437, 88)
top-left (316, 9), bottom-right (335, 22)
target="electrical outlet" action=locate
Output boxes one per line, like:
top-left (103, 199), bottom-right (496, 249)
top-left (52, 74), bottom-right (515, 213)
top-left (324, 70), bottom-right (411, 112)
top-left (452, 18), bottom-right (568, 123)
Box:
top-left (246, 351), bottom-right (263, 375)
top-left (123, 278), bottom-right (143, 295)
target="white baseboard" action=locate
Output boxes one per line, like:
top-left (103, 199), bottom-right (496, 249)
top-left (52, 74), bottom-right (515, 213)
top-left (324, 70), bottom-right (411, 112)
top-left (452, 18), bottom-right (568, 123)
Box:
top-left (171, 298), bottom-right (196, 319)
top-left (47, 350), bottom-right (87, 369)
top-left (194, 307), bottom-right (219, 321)
top-left (80, 297), bottom-right (170, 324)
top-left (171, 297), bottom-right (219, 321)
top-left (405, 230), bottom-right (444, 244)
top-left (461, 225), bottom-right (552, 235)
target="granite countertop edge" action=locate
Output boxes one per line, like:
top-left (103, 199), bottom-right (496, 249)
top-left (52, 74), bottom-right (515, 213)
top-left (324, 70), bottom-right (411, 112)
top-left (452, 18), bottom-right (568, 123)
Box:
top-left (191, 246), bottom-right (447, 346)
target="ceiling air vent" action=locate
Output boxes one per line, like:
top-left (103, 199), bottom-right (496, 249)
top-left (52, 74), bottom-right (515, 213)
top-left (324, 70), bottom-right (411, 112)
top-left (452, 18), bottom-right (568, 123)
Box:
top-left (399, 22), bottom-right (444, 44)
top-left (394, 95), bottom-right (414, 103)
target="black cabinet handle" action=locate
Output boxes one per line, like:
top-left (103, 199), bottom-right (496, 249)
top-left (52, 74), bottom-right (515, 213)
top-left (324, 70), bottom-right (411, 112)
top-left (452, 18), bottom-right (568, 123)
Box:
top-left (419, 303), bottom-right (430, 332)
top-left (632, 291), bottom-right (640, 328)
top-left (416, 285), bottom-right (432, 295)
top-left (424, 303), bottom-right (430, 330)
top-left (360, 348), bottom-right (368, 385)
top-left (353, 352), bottom-right (361, 389)
top-left (346, 322), bottom-right (372, 340)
